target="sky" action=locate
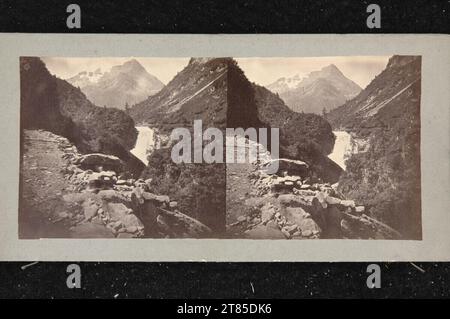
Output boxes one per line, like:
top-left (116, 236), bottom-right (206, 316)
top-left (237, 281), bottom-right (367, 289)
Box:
top-left (41, 56), bottom-right (389, 89)
top-left (235, 56), bottom-right (390, 88)
top-left (41, 57), bottom-right (190, 84)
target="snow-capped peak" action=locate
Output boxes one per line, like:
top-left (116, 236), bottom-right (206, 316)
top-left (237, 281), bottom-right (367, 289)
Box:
top-left (66, 68), bottom-right (104, 88)
top-left (267, 73), bottom-right (305, 93)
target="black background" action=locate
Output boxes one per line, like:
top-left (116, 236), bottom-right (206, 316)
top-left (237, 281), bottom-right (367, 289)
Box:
top-left (0, 0), bottom-right (449, 33)
top-left (0, 0), bottom-right (449, 299)
top-left (1, 262), bottom-right (449, 298)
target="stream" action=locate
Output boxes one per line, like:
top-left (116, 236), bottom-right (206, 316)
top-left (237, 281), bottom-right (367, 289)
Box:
top-left (328, 131), bottom-right (353, 170)
top-left (130, 126), bottom-right (156, 165)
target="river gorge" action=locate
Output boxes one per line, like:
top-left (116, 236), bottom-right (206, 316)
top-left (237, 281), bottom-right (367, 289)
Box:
top-left (131, 126), bottom-right (354, 173)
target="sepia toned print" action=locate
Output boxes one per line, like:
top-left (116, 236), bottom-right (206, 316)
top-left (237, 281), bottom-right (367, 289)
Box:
top-left (19, 56), bottom-right (421, 240)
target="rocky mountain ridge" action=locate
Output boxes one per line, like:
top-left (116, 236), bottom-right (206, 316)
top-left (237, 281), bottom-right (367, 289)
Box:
top-left (267, 64), bottom-right (362, 114)
top-left (67, 68), bottom-right (104, 88)
top-left (128, 58), bottom-right (228, 131)
top-left (327, 55), bottom-right (422, 239)
top-left (67, 59), bottom-right (165, 110)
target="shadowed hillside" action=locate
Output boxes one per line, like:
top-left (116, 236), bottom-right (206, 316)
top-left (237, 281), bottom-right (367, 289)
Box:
top-left (20, 57), bottom-right (144, 176)
top-left (327, 56), bottom-right (422, 239)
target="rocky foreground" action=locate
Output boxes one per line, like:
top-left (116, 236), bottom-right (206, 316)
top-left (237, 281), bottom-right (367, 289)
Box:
top-left (20, 129), bottom-right (211, 239)
top-left (21, 130), bottom-right (402, 240)
top-left (227, 151), bottom-right (402, 240)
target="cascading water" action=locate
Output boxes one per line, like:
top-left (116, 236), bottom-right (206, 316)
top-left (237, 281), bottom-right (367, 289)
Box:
top-left (328, 131), bottom-right (353, 170)
top-left (130, 126), bottom-right (155, 165)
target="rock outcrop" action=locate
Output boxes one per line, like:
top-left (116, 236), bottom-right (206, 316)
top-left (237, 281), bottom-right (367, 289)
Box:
top-left (227, 149), bottom-right (401, 240)
top-left (76, 153), bottom-right (125, 173)
top-left (20, 129), bottom-right (211, 239)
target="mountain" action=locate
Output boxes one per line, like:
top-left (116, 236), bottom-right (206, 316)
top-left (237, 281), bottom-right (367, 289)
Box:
top-left (130, 58), bottom-right (342, 233)
top-left (130, 57), bottom-right (228, 232)
top-left (20, 57), bottom-right (144, 177)
top-left (66, 68), bottom-right (104, 88)
top-left (266, 74), bottom-right (305, 94)
top-left (252, 84), bottom-right (342, 182)
top-left (327, 56), bottom-right (420, 132)
top-left (267, 64), bottom-right (362, 114)
top-left (227, 59), bottom-right (342, 182)
top-left (327, 55), bottom-right (422, 239)
top-left (128, 57), bottom-right (228, 131)
top-left (67, 59), bottom-right (165, 110)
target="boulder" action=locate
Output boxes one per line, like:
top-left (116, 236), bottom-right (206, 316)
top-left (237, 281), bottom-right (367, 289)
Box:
top-left (237, 216), bottom-right (247, 222)
top-left (87, 172), bottom-right (115, 190)
top-left (77, 153), bottom-right (124, 173)
top-left (120, 213), bottom-right (144, 229)
top-left (281, 207), bottom-right (310, 226)
top-left (245, 220), bottom-right (285, 239)
top-left (56, 211), bottom-right (69, 220)
top-left (245, 197), bottom-right (270, 209)
top-left (297, 218), bottom-right (321, 237)
top-left (169, 201), bottom-right (178, 208)
top-left (97, 189), bottom-right (128, 204)
top-left (108, 220), bottom-right (123, 231)
top-left (283, 224), bottom-right (299, 235)
top-left (325, 196), bottom-right (341, 205)
top-left (284, 181), bottom-right (294, 186)
top-left (340, 200), bottom-right (356, 208)
top-left (261, 158), bottom-right (309, 177)
top-left (142, 192), bottom-right (170, 204)
top-left (82, 199), bottom-right (99, 221)
top-left (293, 188), bottom-right (317, 197)
top-left (156, 208), bottom-right (212, 238)
top-left (278, 194), bottom-right (309, 208)
top-left (125, 226), bottom-right (138, 233)
top-left (281, 227), bottom-right (291, 239)
top-left (261, 204), bottom-right (276, 223)
top-left (106, 203), bottom-right (132, 221)
top-left (302, 230), bottom-right (313, 237)
top-left (355, 206), bottom-right (365, 213)
top-left (99, 171), bottom-right (116, 178)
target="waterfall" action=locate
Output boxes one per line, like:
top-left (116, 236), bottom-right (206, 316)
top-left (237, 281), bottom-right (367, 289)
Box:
top-left (328, 131), bottom-right (353, 170)
top-left (130, 126), bottom-right (155, 165)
